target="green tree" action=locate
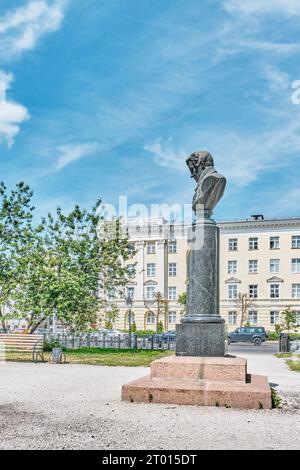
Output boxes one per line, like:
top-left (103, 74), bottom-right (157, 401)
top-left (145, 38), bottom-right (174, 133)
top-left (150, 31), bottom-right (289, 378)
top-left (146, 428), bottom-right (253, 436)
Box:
top-left (157, 320), bottom-right (164, 334)
top-left (280, 307), bottom-right (298, 334)
top-left (145, 292), bottom-right (168, 334)
top-left (0, 182), bottom-right (35, 332)
top-left (234, 293), bottom-right (256, 327)
top-left (178, 292), bottom-right (187, 317)
top-left (103, 304), bottom-right (120, 330)
top-left (12, 203), bottom-right (133, 333)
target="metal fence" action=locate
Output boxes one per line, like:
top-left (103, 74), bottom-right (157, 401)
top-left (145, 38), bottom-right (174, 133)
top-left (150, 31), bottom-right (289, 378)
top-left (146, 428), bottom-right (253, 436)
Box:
top-left (45, 332), bottom-right (175, 351)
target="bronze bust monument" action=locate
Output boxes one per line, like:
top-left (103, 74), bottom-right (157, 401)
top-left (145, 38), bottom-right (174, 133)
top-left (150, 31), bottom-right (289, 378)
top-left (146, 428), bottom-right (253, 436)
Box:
top-left (186, 151), bottom-right (226, 217)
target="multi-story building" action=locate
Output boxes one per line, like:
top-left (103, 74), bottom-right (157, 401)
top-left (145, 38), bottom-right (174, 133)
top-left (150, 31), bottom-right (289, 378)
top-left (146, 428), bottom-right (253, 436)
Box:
top-left (112, 215), bottom-right (300, 332)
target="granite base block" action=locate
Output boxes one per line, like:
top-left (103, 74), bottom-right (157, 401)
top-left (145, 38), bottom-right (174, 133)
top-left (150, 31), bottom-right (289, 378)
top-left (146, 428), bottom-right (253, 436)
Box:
top-left (121, 356), bottom-right (272, 410)
top-left (176, 322), bottom-right (225, 357)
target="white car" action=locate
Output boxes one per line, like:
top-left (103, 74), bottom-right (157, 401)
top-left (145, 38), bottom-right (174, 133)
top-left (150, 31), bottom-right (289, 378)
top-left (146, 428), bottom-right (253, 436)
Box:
top-left (98, 329), bottom-right (128, 338)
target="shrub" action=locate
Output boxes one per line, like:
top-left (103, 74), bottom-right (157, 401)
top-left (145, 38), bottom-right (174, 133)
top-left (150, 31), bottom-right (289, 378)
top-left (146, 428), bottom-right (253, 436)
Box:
top-left (271, 388), bottom-right (282, 409)
top-left (43, 339), bottom-right (64, 352)
top-left (105, 321), bottom-right (113, 330)
top-left (157, 321), bottom-right (164, 334)
top-left (267, 331), bottom-right (279, 341)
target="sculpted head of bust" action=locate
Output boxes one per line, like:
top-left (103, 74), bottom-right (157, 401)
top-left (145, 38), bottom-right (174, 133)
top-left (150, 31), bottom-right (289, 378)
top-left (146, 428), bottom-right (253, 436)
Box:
top-left (186, 150), bottom-right (226, 216)
top-left (186, 151), bottom-right (214, 182)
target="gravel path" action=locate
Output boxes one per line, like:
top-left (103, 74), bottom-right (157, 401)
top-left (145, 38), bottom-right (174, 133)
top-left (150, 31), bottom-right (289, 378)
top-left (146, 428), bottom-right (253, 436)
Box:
top-left (0, 353), bottom-right (299, 450)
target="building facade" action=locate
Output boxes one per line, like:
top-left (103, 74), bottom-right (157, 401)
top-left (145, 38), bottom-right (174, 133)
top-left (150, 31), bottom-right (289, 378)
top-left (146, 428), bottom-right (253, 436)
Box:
top-left (112, 216), bottom-right (300, 332)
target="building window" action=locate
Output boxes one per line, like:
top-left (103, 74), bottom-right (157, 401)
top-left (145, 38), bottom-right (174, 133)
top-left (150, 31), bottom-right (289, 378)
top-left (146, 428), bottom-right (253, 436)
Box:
top-left (127, 287), bottom-right (135, 299)
top-left (146, 286), bottom-right (156, 299)
top-left (228, 260), bottom-right (237, 274)
top-left (270, 311), bottom-right (280, 325)
top-left (249, 260), bottom-right (258, 274)
top-left (228, 284), bottom-right (238, 299)
top-left (249, 237), bottom-right (258, 251)
top-left (292, 258), bottom-right (300, 273)
top-left (248, 310), bottom-right (258, 325)
top-left (107, 289), bottom-right (116, 300)
top-left (128, 243), bottom-right (135, 254)
top-left (292, 284), bottom-right (300, 299)
top-left (292, 236), bottom-right (300, 249)
top-left (168, 240), bottom-right (177, 254)
top-left (270, 283), bottom-right (280, 299)
top-left (249, 284), bottom-right (258, 299)
top-left (168, 287), bottom-right (177, 301)
top-left (147, 242), bottom-right (156, 254)
top-left (270, 236), bottom-right (280, 250)
top-left (228, 311), bottom-right (237, 325)
top-left (127, 264), bottom-right (135, 275)
top-left (168, 311), bottom-right (177, 324)
top-left (270, 259), bottom-right (280, 273)
top-left (168, 263), bottom-right (177, 277)
top-left (147, 263), bottom-right (156, 277)
top-left (229, 238), bottom-right (238, 251)
top-left (146, 312), bottom-right (156, 325)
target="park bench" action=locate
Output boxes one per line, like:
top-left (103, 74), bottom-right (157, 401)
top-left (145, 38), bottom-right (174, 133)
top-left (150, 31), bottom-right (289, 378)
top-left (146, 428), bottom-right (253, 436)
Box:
top-left (0, 334), bottom-right (45, 363)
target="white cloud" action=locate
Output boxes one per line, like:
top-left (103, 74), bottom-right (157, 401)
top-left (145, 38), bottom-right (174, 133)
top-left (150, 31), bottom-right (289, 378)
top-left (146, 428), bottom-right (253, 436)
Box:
top-left (224, 0), bottom-right (300, 16)
top-left (0, 0), bottom-right (69, 59)
top-left (56, 142), bottom-right (100, 170)
top-left (0, 70), bottom-right (30, 147)
top-left (144, 139), bottom-right (187, 171)
top-left (0, 1), bottom-right (68, 148)
top-left (147, 114), bottom-right (300, 187)
top-left (262, 64), bottom-right (290, 92)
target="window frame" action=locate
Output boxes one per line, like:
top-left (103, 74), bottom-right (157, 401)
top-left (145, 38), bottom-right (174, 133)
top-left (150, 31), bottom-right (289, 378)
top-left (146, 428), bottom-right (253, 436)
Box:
top-left (249, 237), bottom-right (258, 251)
top-left (228, 238), bottom-right (238, 251)
top-left (292, 236), bottom-right (300, 249)
top-left (270, 258), bottom-right (280, 273)
top-left (248, 310), bottom-right (258, 325)
top-left (168, 286), bottom-right (177, 301)
top-left (249, 259), bottom-right (258, 274)
top-left (147, 242), bottom-right (156, 254)
top-left (292, 258), bottom-right (300, 273)
top-left (249, 284), bottom-right (258, 299)
top-left (228, 260), bottom-right (237, 274)
top-left (228, 284), bottom-right (238, 299)
top-left (168, 311), bottom-right (177, 324)
top-left (270, 283), bottom-right (280, 299)
top-left (270, 236), bottom-right (280, 250)
top-left (168, 262), bottom-right (177, 277)
top-left (147, 263), bottom-right (156, 277)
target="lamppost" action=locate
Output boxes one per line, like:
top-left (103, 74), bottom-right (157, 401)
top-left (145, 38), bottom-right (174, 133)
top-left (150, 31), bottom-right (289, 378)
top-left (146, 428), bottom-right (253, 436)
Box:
top-left (126, 296), bottom-right (133, 349)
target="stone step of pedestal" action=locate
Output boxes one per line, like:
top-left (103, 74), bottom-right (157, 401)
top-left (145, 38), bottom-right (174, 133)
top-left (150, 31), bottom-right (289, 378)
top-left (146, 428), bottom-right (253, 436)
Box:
top-left (122, 374), bottom-right (272, 410)
top-left (151, 356), bottom-right (247, 383)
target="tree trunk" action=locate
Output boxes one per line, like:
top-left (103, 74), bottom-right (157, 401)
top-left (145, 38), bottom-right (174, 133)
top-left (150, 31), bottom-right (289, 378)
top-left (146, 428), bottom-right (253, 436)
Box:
top-left (0, 306), bottom-right (7, 333)
top-left (29, 318), bottom-right (46, 334)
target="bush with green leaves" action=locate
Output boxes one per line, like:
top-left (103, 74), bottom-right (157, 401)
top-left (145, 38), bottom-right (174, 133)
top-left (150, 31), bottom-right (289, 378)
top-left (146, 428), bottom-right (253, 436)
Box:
top-left (157, 321), bottom-right (164, 334)
top-left (43, 339), bottom-right (65, 352)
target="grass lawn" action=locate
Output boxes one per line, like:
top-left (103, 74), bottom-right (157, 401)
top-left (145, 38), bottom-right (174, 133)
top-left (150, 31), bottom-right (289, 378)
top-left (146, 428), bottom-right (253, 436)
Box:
top-left (5, 348), bottom-right (174, 367)
top-left (286, 360), bottom-right (300, 372)
top-left (275, 353), bottom-right (300, 372)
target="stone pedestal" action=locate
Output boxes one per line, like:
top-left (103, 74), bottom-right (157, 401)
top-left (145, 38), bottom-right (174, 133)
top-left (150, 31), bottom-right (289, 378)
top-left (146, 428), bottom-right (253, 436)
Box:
top-left (176, 322), bottom-right (225, 357)
top-left (175, 218), bottom-right (226, 357)
top-left (122, 356), bottom-right (272, 410)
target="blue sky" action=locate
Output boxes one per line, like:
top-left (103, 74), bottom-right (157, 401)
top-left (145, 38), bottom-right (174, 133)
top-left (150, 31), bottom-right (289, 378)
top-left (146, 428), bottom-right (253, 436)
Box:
top-left (1, 0), bottom-right (300, 221)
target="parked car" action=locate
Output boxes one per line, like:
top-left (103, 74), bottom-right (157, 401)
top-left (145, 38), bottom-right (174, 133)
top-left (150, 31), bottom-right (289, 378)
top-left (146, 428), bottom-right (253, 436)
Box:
top-left (162, 330), bottom-right (176, 342)
top-left (98, 329), bottom-right (128, 338)
top-left (228, 327), bottom-right (267, 346)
